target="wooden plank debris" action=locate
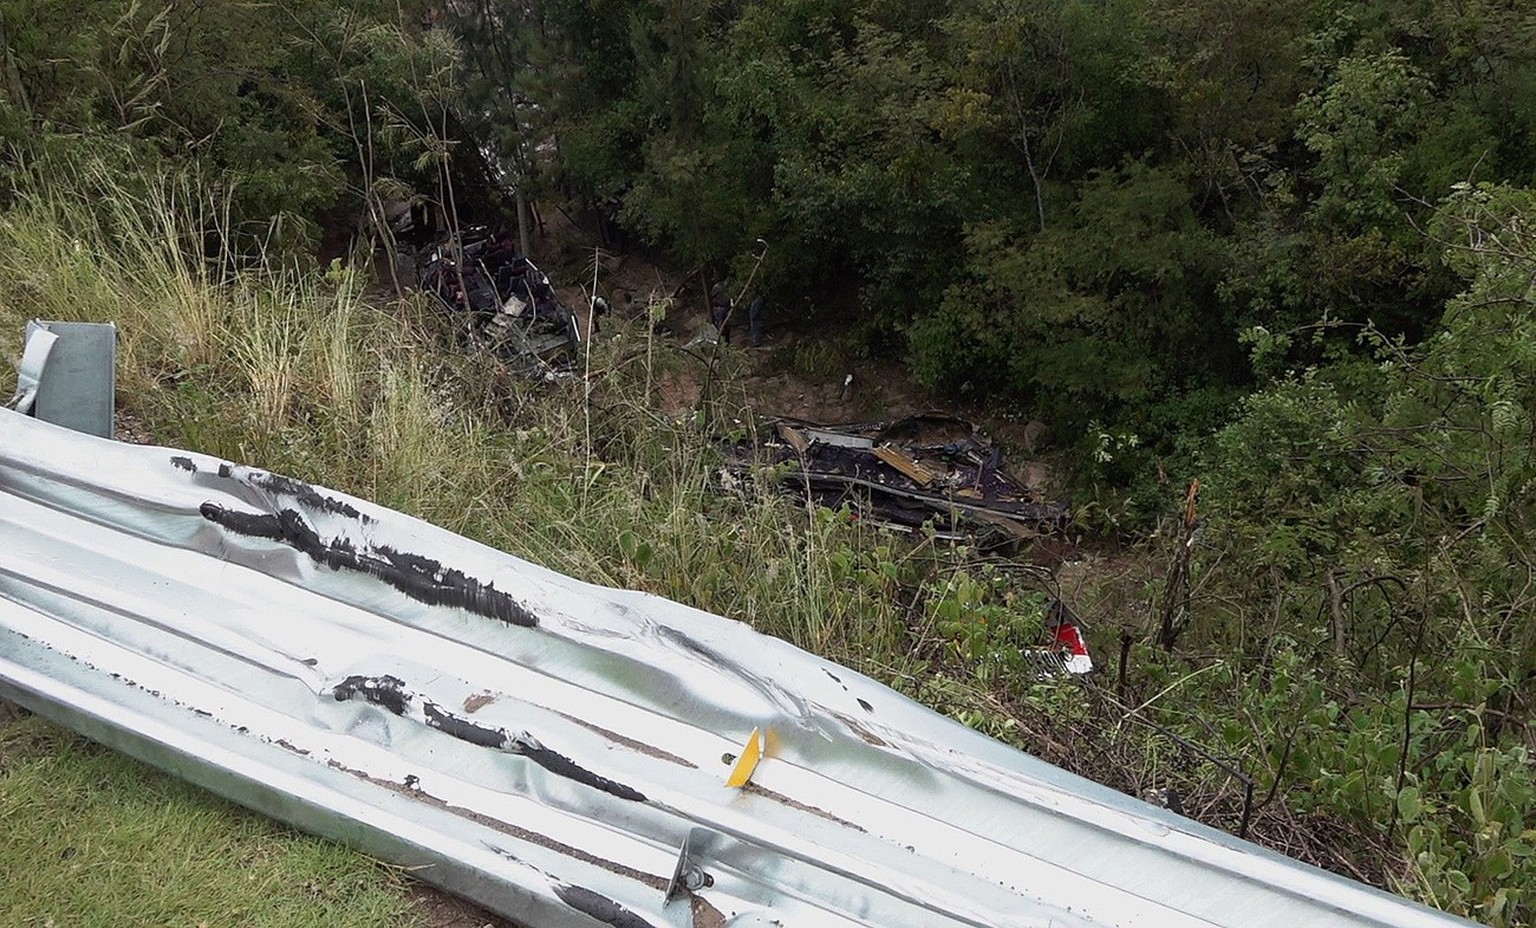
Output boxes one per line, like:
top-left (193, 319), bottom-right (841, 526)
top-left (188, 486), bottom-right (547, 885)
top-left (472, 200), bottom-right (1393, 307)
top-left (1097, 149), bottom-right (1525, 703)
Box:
top-left (872, 444), bottom-right (937, 486)
top-left (777, 423), bottom-right (810, 454)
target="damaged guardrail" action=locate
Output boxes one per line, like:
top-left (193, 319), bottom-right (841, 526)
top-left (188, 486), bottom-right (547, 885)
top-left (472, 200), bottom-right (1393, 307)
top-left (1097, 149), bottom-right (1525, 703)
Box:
top-left (0, 407), bottom-right (1475, 928)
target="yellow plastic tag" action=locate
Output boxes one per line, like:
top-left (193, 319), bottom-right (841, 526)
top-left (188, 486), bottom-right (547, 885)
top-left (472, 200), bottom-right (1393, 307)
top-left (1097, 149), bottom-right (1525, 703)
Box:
top-left (725, 727), bottom-right (764, 788)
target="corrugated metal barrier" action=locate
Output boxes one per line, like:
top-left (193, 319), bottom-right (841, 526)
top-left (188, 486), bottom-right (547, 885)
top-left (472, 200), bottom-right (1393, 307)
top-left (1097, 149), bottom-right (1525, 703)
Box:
top-left (0, 408), bottom-right (1474, 928)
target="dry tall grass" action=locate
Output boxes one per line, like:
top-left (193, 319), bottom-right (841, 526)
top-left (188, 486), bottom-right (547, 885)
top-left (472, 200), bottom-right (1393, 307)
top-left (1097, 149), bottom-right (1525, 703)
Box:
top-left (0, 157), bottom-right (917, 667)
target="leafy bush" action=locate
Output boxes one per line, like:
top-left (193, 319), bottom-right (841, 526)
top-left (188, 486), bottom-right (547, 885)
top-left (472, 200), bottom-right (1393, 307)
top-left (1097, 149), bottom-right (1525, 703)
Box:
top-left (1179, 182), bottom-right (1536, 924)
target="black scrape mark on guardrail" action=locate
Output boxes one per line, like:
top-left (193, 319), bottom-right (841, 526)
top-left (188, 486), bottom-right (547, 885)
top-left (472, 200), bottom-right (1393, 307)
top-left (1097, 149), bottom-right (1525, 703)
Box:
top-left (174, 459), bottom-right (371, 521)
top-left (553, 884), bottom-right (660, 928)
top-left (421, 702), bottom-right (648, 802)
top-left (515, 737), bottom-right (648, 803)
top-left (422, 700), bottom-right (506, 749)
top-left (198, 503), bottom-right (537, 627)
top-left (249, 472), bottom-right (368, 521)
top-left (332, 674), bottom-right (411, 715)
top-left (329, 677), bottom-right (646, 802)
top-left (201, 504), bottom-right (288, 541)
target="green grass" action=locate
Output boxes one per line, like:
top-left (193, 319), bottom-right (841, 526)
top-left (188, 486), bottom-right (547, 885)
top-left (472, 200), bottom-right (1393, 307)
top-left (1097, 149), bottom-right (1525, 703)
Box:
top-left (0, 156), bottom-right (973, 922)
top-left (2, 155), bottom-right (1437, 925)
top-left (0, 709), bottom-right (414, 928)
top-left (0, 155), bottom-right (925, 663)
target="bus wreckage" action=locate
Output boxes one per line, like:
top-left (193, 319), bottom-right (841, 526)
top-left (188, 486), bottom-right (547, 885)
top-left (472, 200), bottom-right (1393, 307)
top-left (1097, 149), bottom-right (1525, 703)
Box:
top-left (726, 415), bottom-right (1068, 543)
top-left (0, 410), bottom-right (1474, 927)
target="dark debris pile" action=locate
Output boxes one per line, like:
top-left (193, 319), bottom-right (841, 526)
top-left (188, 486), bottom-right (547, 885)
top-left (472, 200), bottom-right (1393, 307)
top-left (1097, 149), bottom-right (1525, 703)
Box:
top-left (726, 414), bottom-right (1068, 544)
top-left (419, 225), bottom-right (581, 373)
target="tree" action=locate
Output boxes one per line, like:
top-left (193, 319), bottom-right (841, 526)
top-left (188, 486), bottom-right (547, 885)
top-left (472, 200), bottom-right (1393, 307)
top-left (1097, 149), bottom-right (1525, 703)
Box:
top-left (938, 0), bottom-right (1150, 233)
top-left (913, 159), bottom-right (1232, 441)
top-left (1199, 184), bottom-right (1536, 924)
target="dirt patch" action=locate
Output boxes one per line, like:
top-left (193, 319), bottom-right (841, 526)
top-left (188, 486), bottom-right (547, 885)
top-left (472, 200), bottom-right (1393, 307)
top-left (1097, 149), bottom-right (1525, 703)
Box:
top-left (654, 367), bottom-right (702, 419)
top-left (1049, 544), bottom-right (1151, 637)
top-left (113, 409), bottom-right (156, 445)
top-left (331, 759), bottom-right (673, 895)
top-left (552, 711), bottom-right (699, 769)
top-left (831, 712), bottom-right (889, 749)
top-left (407, 882), bottom-right (519, 928)
top-left (538, 206), bottom-right (688, 341)
top-left (742, 781), bottom-right (865, 833)
top-left (690, 894), bottom-right (727, 928)
top-left (0, 698), bottom-right (27, 726)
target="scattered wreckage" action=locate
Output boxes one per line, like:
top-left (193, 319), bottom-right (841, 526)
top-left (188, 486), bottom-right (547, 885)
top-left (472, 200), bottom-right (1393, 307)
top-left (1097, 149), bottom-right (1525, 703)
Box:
top-left (1041, 599), bottom-right (1094, 676)
top-left (0, 326), bottom-right (1475, 928)
top-left (727, 413), bottom-right (1089, 675)
top-left (729, 414), bottom-right (1068, 543)
top-left (419, 225), bottom-right (581, 372)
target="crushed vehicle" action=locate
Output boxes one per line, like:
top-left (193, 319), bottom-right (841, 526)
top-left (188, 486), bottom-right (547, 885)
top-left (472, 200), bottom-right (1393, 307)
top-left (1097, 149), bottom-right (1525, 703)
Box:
top-left (731, 415), bottom-right (1091, 674)
top-left (419, 225), bottom-right (581, 371)
top-left (728, 414), bottom-right (1068, 543)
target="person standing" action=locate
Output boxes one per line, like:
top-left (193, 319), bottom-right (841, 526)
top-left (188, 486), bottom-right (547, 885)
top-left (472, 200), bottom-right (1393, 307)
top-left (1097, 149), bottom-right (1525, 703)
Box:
top-left (747, 293), bottom-right (766, 347)
top-left (709, 280), bottom-right (733, 343)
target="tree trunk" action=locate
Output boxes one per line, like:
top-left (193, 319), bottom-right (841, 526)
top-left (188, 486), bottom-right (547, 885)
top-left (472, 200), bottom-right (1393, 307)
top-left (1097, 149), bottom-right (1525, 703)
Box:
top-left (516, 184), bottom-right (532, 258)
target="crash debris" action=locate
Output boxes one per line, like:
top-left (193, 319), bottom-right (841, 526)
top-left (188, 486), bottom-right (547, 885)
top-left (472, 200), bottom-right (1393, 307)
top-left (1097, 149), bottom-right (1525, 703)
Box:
top-left (729, 414), bottom-right (1069, 543)
top-left (0, 406), bottom-right (1473, 928)
top-left (419, 225), bottom-right (581, 373)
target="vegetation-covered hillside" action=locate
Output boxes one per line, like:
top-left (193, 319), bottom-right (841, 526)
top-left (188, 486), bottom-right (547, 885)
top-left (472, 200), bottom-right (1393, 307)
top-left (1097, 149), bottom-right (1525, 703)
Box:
top-left (3, 2), bottom-right (1536, 925)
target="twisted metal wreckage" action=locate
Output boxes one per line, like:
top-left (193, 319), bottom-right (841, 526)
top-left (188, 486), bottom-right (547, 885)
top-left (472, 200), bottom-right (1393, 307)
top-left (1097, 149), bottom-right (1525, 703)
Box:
top-left (726, 415), bottom-right (1069, 543)
top-left (418, 225), bottom-right (582, 371)
top-left (1, 324), bottom-right (1474, 927)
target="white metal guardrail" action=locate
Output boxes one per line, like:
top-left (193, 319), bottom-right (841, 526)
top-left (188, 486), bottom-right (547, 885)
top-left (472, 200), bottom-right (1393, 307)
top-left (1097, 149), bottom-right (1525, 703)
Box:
top-left (0, 407), bottom-right (1476, 928)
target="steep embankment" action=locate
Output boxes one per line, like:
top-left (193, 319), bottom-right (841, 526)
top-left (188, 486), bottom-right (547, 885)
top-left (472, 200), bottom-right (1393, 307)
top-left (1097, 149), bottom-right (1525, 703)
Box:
top-left (6, 164), bottom-right (1533, 928)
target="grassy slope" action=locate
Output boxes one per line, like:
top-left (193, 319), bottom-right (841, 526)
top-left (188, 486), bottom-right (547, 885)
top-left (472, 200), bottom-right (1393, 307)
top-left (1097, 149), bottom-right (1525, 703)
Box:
top-left (0, 169), bottom-right (479, 927)
top-left (0, 163), bottom-right (1487, 924)
top-left (0, 163), bottom-right (937, 925)
top-left (0, 707), bottom-right (413, 927)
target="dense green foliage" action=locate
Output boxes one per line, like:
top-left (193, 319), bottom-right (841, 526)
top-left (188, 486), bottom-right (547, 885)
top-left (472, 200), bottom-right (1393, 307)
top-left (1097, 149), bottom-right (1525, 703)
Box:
top-left (1189, 183), bottom-right (1536, 922)
top-left (9, 1), bottom-right (1534, 448)
top-left (12, 2), bottom-right (1535, 448)
top-left (0, 0), bottom-right (478, 255)
top-left (525, 0), bottom-right (1536, 450)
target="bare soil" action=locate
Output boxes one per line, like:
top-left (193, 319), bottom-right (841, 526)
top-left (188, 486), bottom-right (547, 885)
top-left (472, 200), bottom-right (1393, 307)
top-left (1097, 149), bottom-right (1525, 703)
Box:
top-left (406, 882), bottom-right (517, 928)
